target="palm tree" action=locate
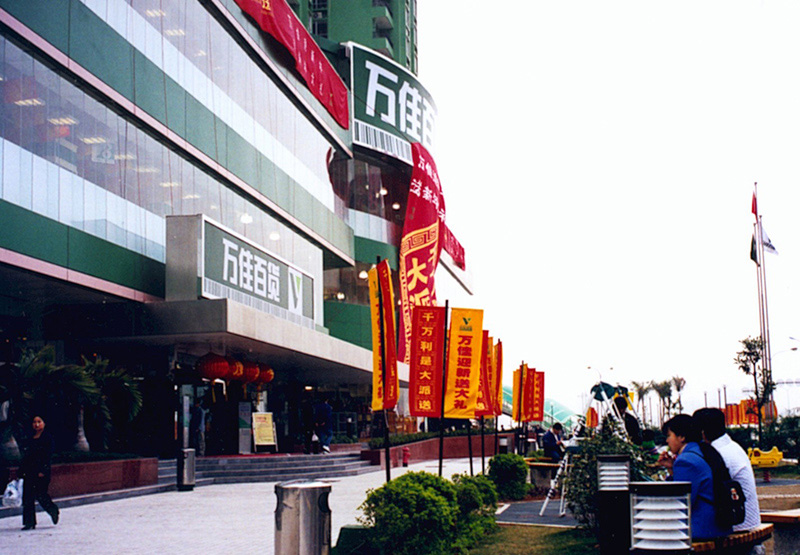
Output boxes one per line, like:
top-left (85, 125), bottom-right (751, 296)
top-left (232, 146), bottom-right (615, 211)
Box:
top-left (81, 355), bottom-right (143, 451)
top-left (630, 381), bottom-right (652, 426)
top-left (651, 380), bottom-right (673, 426)
top-left (0, 346), bottom-right (141, 454)
top-left (671, 376), bottom-right (686, 414)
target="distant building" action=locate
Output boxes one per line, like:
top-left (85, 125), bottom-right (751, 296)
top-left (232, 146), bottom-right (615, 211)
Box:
top-left (290, 0), bottom-right (417, 73)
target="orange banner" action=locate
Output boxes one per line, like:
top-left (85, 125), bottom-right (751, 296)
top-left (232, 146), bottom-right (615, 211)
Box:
top-left (493, 340), bottom-right (503, 415)
top-left (443, 308), bottom-right (483, 418)
top-left (369, 261), bottom-right (398, 411)
top-left (511, 366), bottom-right (522, 422)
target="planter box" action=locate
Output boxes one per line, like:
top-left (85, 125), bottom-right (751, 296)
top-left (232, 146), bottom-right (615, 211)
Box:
top-left (362, 433), bottom-right (516, 469)
top-left (10, 458), bottom-right (158, 498)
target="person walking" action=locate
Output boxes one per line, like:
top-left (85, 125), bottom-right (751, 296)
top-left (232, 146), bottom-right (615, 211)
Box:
top-left (20, 415), bottom-right (59, 531)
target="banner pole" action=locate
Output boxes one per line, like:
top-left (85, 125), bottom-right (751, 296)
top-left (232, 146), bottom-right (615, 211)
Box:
top-left (438, 300), bottom-right (450, 477)
top-left (494, 417), bottom-right (499, 456)
top-left (516, 363), bottom-right (524, 455)
top-left (467, 417), bottom-right (474, 476)
top-left (376, 257), bottom-right (391, 483)
top-left (480, 416), bottom-right (485, 474)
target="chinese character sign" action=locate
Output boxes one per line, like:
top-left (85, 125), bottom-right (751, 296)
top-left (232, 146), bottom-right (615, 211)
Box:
top-left (369, 261), bottom-right (398, 411)
top-left (234, 0), bottom-right (349, 128)
top-left (522, 366), bottom-right (536, 422)
top-left (409, 306), bottom-right (446, 417)
top-left (443, 308), bottom-right (483, 419)
top-left (398, 144), bottom-right (445, 365)
top-left (475, 331), bottom-right (495, 417)
top-left (531, 370), bottom-right (545, 422)
top-left (493, 340), bottom-right (503, 416)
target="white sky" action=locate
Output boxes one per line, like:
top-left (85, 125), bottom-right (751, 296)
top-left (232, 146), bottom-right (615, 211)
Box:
top-left (416, 0), bottom-right (800, 419)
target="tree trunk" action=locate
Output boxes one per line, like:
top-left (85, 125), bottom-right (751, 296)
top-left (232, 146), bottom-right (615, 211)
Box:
top-left (73, 407), bottom-right (90, 452)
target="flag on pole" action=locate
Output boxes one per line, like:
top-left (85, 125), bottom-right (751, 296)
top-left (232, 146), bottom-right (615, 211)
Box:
top-left (751, 191), bottom-right (757, 218)
top-left (750, 234), bottom-right (759, 265)
top-left (511, 366), bottom-right (522, 422)
top-left (761, 224), bottom-right (778, 255)
top-left (369, 261), bottom-right (399, 411)
top-left (408, 305), bottom-right (446, 417)
top-left (493, 341), bottom-right (503, 415)
top-left (475, 330), bottom-right (495, 417)
top-left (443, 308), bottom-right (484, 418)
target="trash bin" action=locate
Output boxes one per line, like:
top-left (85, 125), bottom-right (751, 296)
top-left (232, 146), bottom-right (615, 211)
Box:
top-left (499, 437), bottom-right (508, 454)
top-left (275, 480), bottom-right (332, 555)
top-left (177, 448), bottom-right (195, 491)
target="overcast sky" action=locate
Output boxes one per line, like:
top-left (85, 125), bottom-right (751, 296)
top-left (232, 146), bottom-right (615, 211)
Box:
top-left (416, 0), bottom-right (800, 419)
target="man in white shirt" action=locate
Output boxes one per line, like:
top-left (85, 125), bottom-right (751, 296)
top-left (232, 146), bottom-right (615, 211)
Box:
top-left (693, 408), bottom-right (761, 540)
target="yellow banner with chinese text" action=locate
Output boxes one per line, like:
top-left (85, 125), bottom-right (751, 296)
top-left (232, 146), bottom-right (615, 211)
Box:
top-left (443, 308), bottom-right (483, 419)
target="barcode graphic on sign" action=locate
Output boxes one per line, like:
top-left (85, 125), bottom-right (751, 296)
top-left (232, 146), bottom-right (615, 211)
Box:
top-left (203, 278), bottom-right (314, 330)
top-left (353, 120), bottom-right (413, 164)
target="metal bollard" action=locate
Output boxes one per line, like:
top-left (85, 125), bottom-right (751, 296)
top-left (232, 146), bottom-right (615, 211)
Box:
top-left (177, 448), bottom-right (195, 491)
top-left (275, 480), bottom-right (332, 555)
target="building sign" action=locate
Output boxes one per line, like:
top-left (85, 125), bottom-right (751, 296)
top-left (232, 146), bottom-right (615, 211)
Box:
top-left (349, 43), bottom-right (437, 165)
top-left (202, 219), bottom-right (313, 323)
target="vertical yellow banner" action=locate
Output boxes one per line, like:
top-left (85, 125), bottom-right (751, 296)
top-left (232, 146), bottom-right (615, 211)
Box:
top-left (443, 308), bottom-right (483, 418)
top-left (368, 266), bottom-right (384, 411)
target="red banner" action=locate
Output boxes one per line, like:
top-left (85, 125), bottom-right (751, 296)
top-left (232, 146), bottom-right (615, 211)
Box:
top-left (409, 306), bottom-right (446, 417)
top-left (725, 404), bottom-right (739, 426)
top-left (531, 370), bottom-right (545, 422)
top-left (522, 365), bottom-right (536, 422)
top-left (475, 331), bottom-right (494, 417)
top-left (234, 0), bottom-right (349, 129)
top-left (398, 144), bottom-right (445, 363)
top-left (493, 340), bottom-right (503, 415)
top-left (442, 224), bottom-right (465, 270)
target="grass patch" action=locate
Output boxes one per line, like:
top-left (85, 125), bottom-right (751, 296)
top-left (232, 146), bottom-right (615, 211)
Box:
top-left (468, 525), bottom-right (597, 554)
top-left (762, 464), bottom-right (800, 479)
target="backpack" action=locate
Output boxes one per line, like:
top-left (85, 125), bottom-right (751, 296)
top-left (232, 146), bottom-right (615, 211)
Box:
top-left (697, 442), bottom-right (746, 528)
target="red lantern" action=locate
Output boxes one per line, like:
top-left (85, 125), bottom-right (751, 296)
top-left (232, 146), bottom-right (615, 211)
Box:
top-left (195, 353), bottom-right (229, 381)
top-left (258, 364), bottom-right (274, 384)
top-left (242, 361), bottom-right (260, 384)
top-left (227, 357), bottom-right (244, 380)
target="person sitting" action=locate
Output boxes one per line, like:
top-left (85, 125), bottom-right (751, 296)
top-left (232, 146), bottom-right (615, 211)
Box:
top-left (542, 422), bottom-right (564, 462)
top-left (693, 408), bottom-right (761, 535)
top-left (614, 395), bottom-right (642, 445)
top-left (658, 414), bottom-right (732, 541)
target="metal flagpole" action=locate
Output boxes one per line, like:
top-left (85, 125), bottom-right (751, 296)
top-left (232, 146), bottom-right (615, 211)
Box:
top-left (467, 417), bottom-right (474, 476)
top-left (516, 363), bottom-right (524, 455)
top-left (438, 300), bottom-right (450, 477)
top-left (375, 257), bottom-right (391, 483)
top-left (480, 416), bottom-right (485, 475)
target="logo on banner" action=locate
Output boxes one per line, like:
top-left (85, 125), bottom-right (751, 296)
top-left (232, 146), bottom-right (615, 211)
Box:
top-left (288, 268), bottom-right (302, 315)
top-left (261, 0), bottom-right (271, 11)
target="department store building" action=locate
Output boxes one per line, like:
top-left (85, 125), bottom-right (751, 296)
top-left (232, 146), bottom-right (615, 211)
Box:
top-left (0, 0), bottom-right (470, 456)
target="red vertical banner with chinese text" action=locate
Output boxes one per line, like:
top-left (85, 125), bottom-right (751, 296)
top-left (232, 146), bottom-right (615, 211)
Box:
top-left (522, 365), bottom-right (536, 422)
top-left (368, 261), bottom-right (398, 411)
top-left (475, 331), bottom-right (495, 417)
top-left (493, 341), bottom-right (503, 415)
top-left (409, 306), bottom-right (446, 417)
top-left (443, 308), bottom-right (483, 418)
top-left (233, 0), bottom-right (349, 128)
top-left (531, 370), bottom-right (545, 422)
top-left (398, 144), bottom-right (445, 364)
top-left (511, 366), bottom-right (522, 422)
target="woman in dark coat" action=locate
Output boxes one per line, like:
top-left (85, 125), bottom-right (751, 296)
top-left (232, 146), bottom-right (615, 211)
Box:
top-left (20, 415), bottom-right (59, 530)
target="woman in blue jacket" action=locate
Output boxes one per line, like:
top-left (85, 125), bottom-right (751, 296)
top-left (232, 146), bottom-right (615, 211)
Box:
top-left (657, 414), bottom-right (731, 541)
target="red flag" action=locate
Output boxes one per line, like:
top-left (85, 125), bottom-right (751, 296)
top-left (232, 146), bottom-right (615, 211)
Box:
top-left (368, 260), bottom-right (398, 411)
top-left (752, 192), bottom-right (758, 217)
top-left (398, 144), bottom-right (445, 363)
top-left (409, 306), bottom-right (446, 417)
top-left (531, 370), bottom-right (545, 421)
top-left (234, 0), bottom-right (349, 129)
top-left (493, 341), bottom-right (503, 415)
top-left (475, 330), bottom-right (494, 417)
top-left (522, 366), bottom-right (536, 422)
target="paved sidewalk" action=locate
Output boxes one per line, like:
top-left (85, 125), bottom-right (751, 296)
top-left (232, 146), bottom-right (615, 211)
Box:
top-left (0, 458), bottom-right (477, 555)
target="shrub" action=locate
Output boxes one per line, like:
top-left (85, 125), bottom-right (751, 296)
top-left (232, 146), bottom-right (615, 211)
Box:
top-left (563, 420), bottom-right (647, 538)
top-left (762, 416), bottom-right (800, 460)
top-left (358, 472), bottom-right (457, 555)
top-left (487, 453), bottom-right (528, 500)
top-left (357, 471), bottom-right (498, 555)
